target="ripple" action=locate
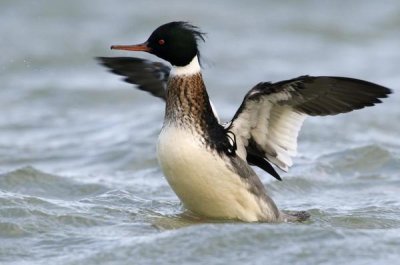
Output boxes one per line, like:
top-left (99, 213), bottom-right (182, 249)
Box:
top-left (0, 166), bottom-right (107, 199)
top-left (330, 215), bottom-right (400, 229)
top-left (317, 144), bottom-right (400, 177)
top-left (0, 222), bottom-right (29, 237)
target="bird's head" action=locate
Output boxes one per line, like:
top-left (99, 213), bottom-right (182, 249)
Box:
top-left (111, 21), bottom-right (205, 67)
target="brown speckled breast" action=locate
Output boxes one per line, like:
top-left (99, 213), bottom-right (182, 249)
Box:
top-left (165, 74), bottom-right (213, 130)
top-left (164, 74), bottom-right (234, 155)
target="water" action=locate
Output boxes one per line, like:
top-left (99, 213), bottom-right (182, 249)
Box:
top-left (1, 1), bottom-right (400, 264)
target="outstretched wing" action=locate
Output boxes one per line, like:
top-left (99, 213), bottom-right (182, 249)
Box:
top-left (97, 57), bottom-right (170, 100)
top-left (228, 75), bottom-right (391, 179)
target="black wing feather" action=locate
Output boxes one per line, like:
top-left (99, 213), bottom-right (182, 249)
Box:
top-left (265, 75), bottom-right (391, 116)
top-left (247, 153), bottom-right (282, 181)
top-left (97, 57), bottom-right (170, 100)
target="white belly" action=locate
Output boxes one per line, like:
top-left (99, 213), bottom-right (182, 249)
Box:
top-left (157, 125), bottom-right (266, 222)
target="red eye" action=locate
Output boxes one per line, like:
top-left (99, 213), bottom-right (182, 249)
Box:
top-left (158, 39), bottom-right (165, 45)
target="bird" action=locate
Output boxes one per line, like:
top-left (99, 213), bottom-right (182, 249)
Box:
top-left (98, 21), bottom-right (391, 222)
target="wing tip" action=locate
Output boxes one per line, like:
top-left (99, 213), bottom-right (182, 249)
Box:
top-left (95, 56), bottom-right (106, 65)
top-left (247, 154), bottom-right (283, 181)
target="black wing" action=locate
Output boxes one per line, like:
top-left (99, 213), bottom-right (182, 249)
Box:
top-left (97, 57), bottom-right (170, 100)
top-left (228, 76), bottom-right (391, 179)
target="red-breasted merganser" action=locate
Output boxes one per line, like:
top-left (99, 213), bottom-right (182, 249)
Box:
top-left (98, 21), bottom-right (391, 222)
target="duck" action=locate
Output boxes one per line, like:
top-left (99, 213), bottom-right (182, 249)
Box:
top-left (98, 21), bottom-right (391, 222)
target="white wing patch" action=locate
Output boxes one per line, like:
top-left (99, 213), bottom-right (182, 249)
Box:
top-left (263, 106), bottom-right (306, 171)
top-left (250, 98), bottom-right (273, 151)
top-left (230, 92), bottom-right (307, 173)
top-left (231, 99), bottom-right (261, 160)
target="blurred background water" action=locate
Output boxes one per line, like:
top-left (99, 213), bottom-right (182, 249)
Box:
top-left (0, 0), bottom-right (399, 264)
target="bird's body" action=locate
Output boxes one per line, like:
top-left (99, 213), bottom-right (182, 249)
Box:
top-left (158, 124), bottom-right (278, 222)
top-left (98, 21), bottom-right (391, 222)
top-left (157, 57), bottom-right (281, 222)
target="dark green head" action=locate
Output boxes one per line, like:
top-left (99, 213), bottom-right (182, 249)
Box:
top-left (111, 21), bottom-right (205, 66)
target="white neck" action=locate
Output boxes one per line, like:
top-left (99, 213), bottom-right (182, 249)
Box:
top-left (170, 56), bottom-right (201, 76)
